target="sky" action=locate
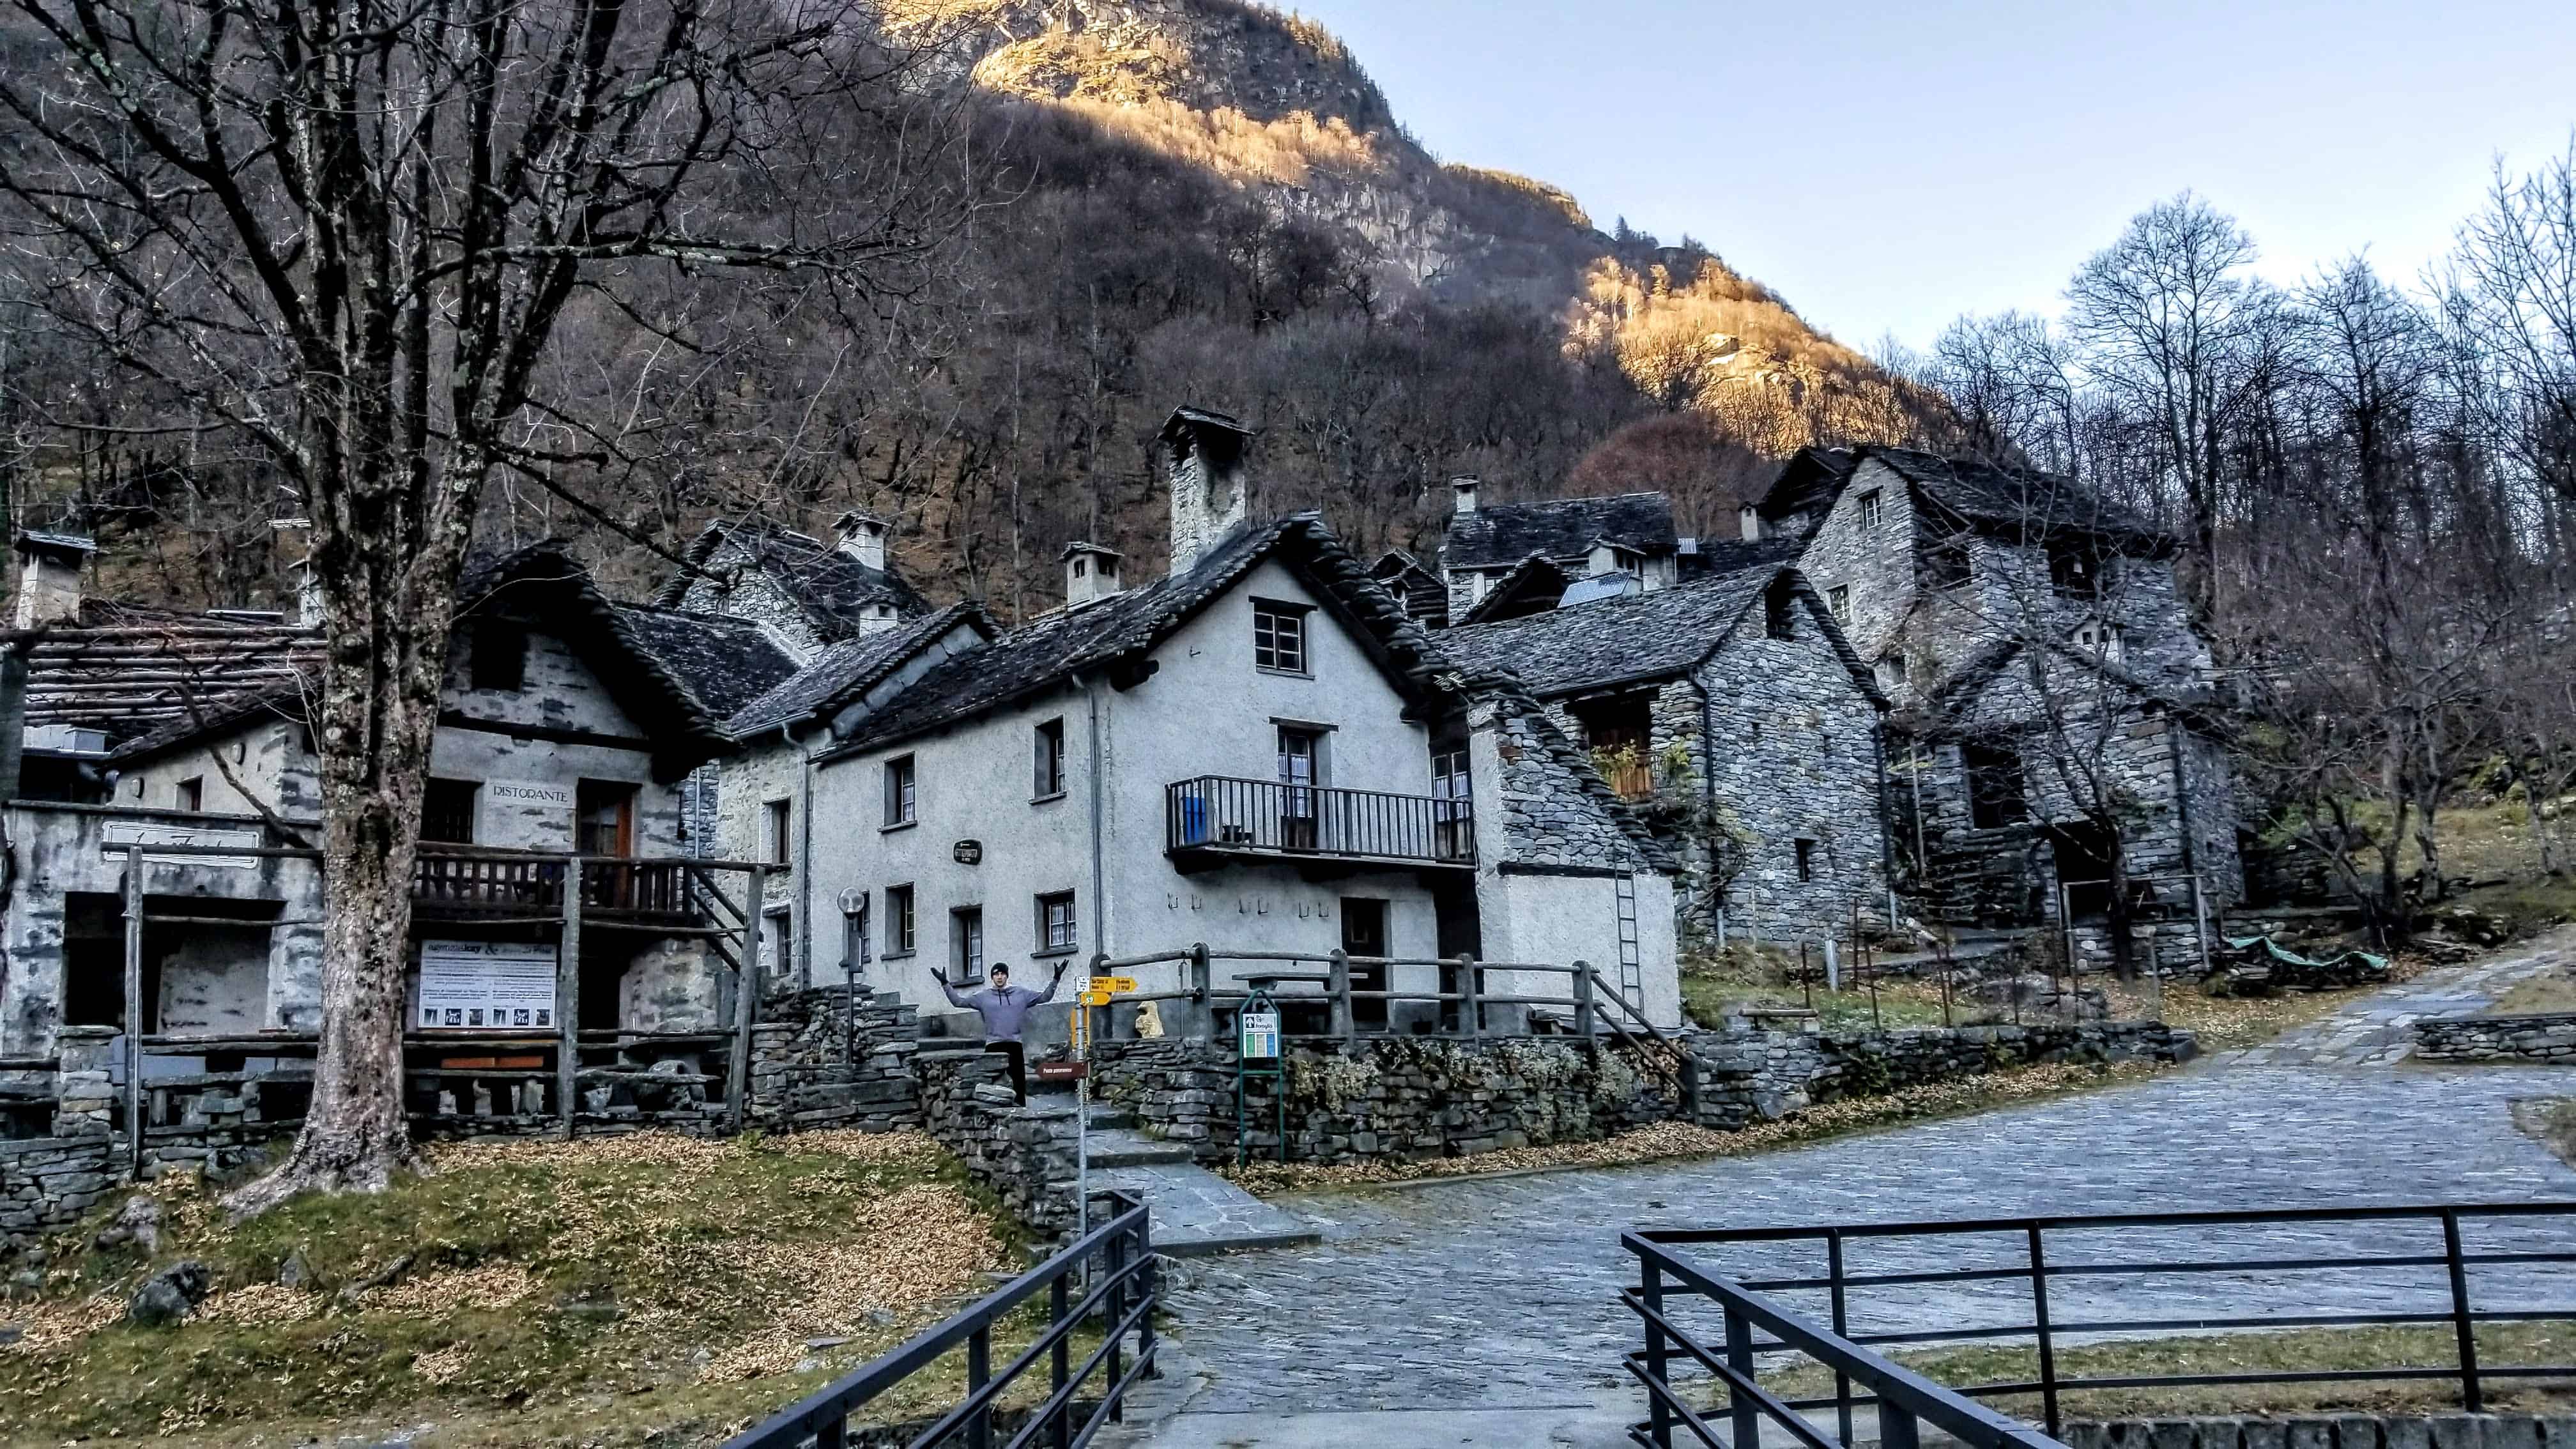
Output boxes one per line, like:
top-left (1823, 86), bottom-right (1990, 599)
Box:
top-left (1289, 0), bottom-right (2576, 353)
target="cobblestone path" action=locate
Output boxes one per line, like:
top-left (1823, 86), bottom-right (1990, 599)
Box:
top-left (1154, 933), bottom-right (2576, 1414)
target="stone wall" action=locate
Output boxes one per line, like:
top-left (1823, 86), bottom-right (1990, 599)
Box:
top-left (916, 1048), bottom-right (1082, 1240)
top-left (1691, 1016), bottom-right (2197, 1130)
top-left (1091, 1034), bottom-right (1684, 1166)
top-left (745, 985), bottom-right (923, 1131)
top-left (2415, 1013), bottom-right (2576, 1064)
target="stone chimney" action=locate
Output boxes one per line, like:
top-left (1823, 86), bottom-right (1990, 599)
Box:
top-left (1061, 541), bottom-right (1123, 610)
top-left (1451, 476), bottom-right (1480, 514)
top-left (1738, 504), bottom-right (1761, 542)
top-left (832, 510), bottom-right (889, 572)
top-left (13, 532), bottom-right (95, 630)
top-left (1161, 406), bottom-right (1255, 574)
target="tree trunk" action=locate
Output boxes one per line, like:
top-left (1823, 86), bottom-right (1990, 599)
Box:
top-left (224, 492), bottom-right (463, 1212)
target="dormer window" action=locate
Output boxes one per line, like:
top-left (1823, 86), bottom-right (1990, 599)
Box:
top-left (2071, 620), bottom-right (2124, 663)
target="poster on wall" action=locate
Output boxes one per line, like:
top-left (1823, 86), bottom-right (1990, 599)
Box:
top-left (418, 939), bottom-right (559, 1031)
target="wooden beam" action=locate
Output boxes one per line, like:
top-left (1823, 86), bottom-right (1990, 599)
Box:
top-left (728, 869), bottom-right (763, 1135)
top-left (558, 866), bottom-right (582, 1140)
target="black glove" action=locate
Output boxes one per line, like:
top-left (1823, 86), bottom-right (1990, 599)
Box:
top-left (1052, 960), bottom-right (1069, 981)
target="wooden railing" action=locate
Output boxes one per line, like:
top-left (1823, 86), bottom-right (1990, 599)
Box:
top-left (411, 853), bottom-right (692, 917)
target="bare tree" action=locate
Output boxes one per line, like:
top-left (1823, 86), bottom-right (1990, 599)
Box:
top-left (2066, 194), bottom-right (2284, 618)
top-left (0, 0), bottom-right (969, 1204)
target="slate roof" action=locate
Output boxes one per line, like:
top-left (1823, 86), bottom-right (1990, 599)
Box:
top-left (1367, 549), bottom-right (1449, 629)
top-left (724, 601), bottom-right (997, 740)
top-left (24, 601), bottom-right (324, 749)
top-left (615, 606), bottom-right (802, 722)
top-left (1753, 447), bottom-right (1860, 525)
top-left (654, 519), bottom-right (933, 641)
top-left (1442, 491), bottom-right (1680, 571)
top-left (1868, 448), bottom-right (2164, 542)
top-left (112, 542), bottom-right (735, 778)
top-left (1438, 564), bottom-right (1886, 707)
top-left (1677, 532), bottom-right (1803, 578)
top-left (822, 516), bottom-right (1450, 760)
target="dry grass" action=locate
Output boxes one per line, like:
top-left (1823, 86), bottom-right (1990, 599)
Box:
top-left (0, 1129), bottom-right (1018, 1447)
top-left (2495, 963), bottom-right (2576, 1015)
top-left (1756, 1321), bottom-right (2576, 1420)
top-left (1222, 1059), bottom-right (2168, 1197)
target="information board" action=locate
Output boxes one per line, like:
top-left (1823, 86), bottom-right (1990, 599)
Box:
top-left (101, 820), bottom-right (261, 870)
top-left (418, 939), bottom-right (558, 1030)
top-left (1239, 1008), bottom-right (1280, 1061)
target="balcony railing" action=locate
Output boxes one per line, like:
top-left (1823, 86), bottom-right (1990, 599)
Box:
top-left (411, 852), bottom-right (694, 919)
top-left (1165, 775), bottom-right (1475, 870)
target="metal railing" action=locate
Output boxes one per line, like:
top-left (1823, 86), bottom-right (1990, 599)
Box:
top-left (1623, 1203), bottom-right (2576, 1448)
top-left (1164, 776), bottom-right (1475, 867)
top-left (726, 1189), bottom-right (1156, 1449)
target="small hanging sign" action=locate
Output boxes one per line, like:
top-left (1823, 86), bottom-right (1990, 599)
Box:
top-left (1239, 1008), bottom-right (1281, 1061)
top-left (953, 839), bottom-right (983, 864)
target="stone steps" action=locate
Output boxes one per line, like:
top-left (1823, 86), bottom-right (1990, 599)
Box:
top-left (1085, 1162), bottom-right (1321, 1257)
top-left (1083, 1127), bottom-right (1195, 1169)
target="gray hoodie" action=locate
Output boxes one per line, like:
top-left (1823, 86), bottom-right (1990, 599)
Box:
top-left (939, 969), bottom-right (1062, 1042)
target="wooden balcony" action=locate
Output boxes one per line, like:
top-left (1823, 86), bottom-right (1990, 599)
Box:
top-left (412, 852), bottom-right (698, 924)
top-left (1165, 776), bottom-right (1475, 876)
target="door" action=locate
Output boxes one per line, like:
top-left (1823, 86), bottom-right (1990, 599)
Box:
top-left (1341, 898), bottom-right (1388, 1029)
top-left (1276, 728), bottom-right (1321, 850)
top-left (576, 780), bottom-right (638, 910)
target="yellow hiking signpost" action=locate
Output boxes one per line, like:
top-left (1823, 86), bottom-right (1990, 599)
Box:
top-left (1074, 969), bottom-right (1136, 1238)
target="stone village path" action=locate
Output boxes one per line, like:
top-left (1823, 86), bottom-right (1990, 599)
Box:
top-left (1111, 930), bottom-right (2576, 1446)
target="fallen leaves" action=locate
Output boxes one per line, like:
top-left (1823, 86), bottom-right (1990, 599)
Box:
top-left (196, 1283), bottom-right (322, 1326)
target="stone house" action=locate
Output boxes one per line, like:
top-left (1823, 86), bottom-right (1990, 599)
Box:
top-left (1756, 446), bottom-right (2242, 949)
top-left (1439, 564), bottom-right (1895, 948)
top-left (1438, 480), bottom-right (1683, 620)
top-left (695, 408), bottom-right (1683, 1031)
top-left (0, 539), bottom-right (781, 1066)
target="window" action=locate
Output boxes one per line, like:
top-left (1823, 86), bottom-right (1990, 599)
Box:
top-left (885, 885), bottom-right (916, 956)
top-left (1827, 585), bottom-right (1851, 624)
top-left (764, 799), bottom-right (793, 865)
top-left (1034, 718), bottom-right (1066, 799)
top-left (1795, 838), bottom-right (1820, 882)
top-left (469, 620), bottom-right (528, 691)
top-left (575, 779), bottom-right (635, 857)
top-left (1922, 532), bottom-right (1973, 589)
top-left (884, 755), bottom-right (916, 827)
top-left (2050, 544), bottom-right (2103, 600)
top-left (176, 777), bottom-right (204, 812)
top-left (951, 906), bottom-right (985, 983)
top-left (1432, 746), bottom-right (1473, 859)
top-left (767, 914), bottom-right (792, 976)
top-left (1963, 743), bottom-right (2028, 830)
top-left (1573, 696), bottom-right (1654, 801)
top-left (1253, 601), bottom-right (1308, 674)
top-left (422, 778), bottom-right (479, 843)
top-left (1857, 489), bottom-right (1883, 527)
top-left (1765, 578), bottom-right (1795, 640)
top-left (841, 896), bottom-right (870, 970)
top-left (1036, 892), bottom-right (1078, 955)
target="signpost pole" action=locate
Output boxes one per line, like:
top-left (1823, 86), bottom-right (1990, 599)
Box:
top-left (559, 859), bottom-right (583, 1140)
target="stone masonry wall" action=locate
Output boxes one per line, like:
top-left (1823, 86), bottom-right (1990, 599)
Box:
top-left (1692, 1016), bottom-right (2197, 1130)
top-left (1091, 1034), bottom-right (1681, 1166)
top-left (2415, 1013), bottom-right (2576, 1064)
top-left (1089, 1015), bottom-right (2193, 1168)
top-left (745, 985), bottom-right (923, 1131)
top-left (916, 1049), bottom-right (1083, 1241)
